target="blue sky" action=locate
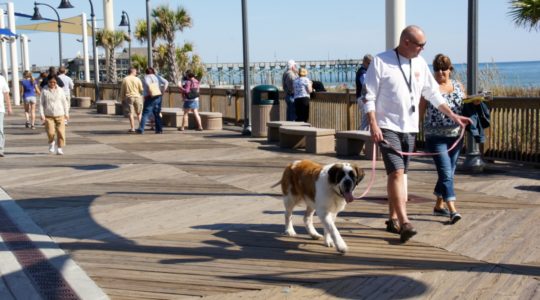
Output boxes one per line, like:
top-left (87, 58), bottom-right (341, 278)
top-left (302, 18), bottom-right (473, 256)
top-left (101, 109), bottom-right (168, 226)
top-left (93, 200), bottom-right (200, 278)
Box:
top-left (11, 0), bottom-right (540, 67)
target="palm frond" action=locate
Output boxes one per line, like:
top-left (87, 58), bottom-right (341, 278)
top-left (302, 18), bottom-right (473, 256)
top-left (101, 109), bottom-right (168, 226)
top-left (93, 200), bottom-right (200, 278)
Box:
top-left (508, 0), bottom-right (540, 31)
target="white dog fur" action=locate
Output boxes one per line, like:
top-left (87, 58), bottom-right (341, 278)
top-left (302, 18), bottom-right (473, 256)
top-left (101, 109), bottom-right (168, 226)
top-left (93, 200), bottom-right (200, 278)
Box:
top-left (276, 159), bottom-right (364, 254)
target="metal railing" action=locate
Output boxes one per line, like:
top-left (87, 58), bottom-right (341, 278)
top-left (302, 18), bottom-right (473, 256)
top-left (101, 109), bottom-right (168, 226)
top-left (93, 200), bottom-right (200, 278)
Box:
top-left (74, 82), bottom-right (540, 165)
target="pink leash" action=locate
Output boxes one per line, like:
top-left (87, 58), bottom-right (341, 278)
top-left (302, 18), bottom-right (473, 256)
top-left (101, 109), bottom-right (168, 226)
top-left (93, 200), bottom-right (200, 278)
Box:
top-left (353, 128), bottom-right (465, 200)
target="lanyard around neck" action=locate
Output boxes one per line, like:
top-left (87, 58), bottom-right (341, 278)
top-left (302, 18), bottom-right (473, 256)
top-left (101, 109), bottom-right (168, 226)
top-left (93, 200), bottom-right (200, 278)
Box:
top-left (394, 48), bottom-right (415, 113)
top-left (395, 49), bottom-right (412, 93)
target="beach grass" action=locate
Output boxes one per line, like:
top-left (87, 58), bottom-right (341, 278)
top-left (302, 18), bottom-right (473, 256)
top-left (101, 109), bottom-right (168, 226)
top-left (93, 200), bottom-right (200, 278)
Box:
top-left (454, 63), bottom-right (540, 97)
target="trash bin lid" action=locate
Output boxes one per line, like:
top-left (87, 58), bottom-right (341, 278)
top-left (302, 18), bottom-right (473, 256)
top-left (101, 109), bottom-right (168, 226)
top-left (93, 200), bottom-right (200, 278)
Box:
top-left (252, 85), bottom-right (279, 105)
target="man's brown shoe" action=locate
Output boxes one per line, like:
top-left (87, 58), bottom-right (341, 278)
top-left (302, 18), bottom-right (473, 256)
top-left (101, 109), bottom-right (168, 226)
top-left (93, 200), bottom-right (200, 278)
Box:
top-left (400, 222), bottom-right (417, 243)
top-left (385, 218), bottom-right (401, 234)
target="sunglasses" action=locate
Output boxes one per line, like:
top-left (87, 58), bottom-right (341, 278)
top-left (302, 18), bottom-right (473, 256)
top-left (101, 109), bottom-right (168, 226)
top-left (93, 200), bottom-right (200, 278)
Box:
top-left (409, 39), bottom-right (427, 48)
top-left (433, 66), bottom-right (451, 72)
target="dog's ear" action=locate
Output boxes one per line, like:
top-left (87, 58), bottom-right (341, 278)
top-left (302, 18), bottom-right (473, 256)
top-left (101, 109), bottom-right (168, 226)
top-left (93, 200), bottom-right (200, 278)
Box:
top-left (327, 164), bottom-right (343, 185)
top-left (353, 164), bottom-right (365, 185)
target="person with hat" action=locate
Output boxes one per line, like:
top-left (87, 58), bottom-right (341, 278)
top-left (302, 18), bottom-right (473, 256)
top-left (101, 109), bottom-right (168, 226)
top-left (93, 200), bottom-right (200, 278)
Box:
top-left (293, 68), bottom-right (313, 122)
top-left (282, 60), bottom-right (298, 121)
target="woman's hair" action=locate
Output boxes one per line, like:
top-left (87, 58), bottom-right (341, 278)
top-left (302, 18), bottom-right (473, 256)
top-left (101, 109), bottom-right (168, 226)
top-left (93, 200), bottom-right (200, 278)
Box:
top-left (185, 70), bottom-right (195, 79)
top-left (23, 70), bottom-right (34, 83)
top-left (298, 68), bottom-right (308, 77)
top-left (47, 75), bottom-right (58, 86)
top-left (145, 67), bottom-right (155, 75)
top-left (432, 54), bottom-right (454, 72)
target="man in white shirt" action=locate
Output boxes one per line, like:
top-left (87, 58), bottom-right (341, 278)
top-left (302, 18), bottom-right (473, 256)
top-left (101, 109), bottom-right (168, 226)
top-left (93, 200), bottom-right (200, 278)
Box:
top-left (364, 25), bottom-right (470, 243)
top-left (57, 67), bottom-right (74, 125)
top-left (0, 74), bottom-right (12, 157)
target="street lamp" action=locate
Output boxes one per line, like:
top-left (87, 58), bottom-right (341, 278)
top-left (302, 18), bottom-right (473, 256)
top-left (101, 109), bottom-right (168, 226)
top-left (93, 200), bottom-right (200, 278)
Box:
top-left (32, 2), bottom-right (63, 66)
top-left (119, 10), bottom-right (131, 67)
top-left (463, 0), bottom-right (485, 173)
top-left (241, 0), bottom-right (251, 135)
top-left (58, 0), bottom-right (99, 102)
top-left (146, 0), bottom-right (153, 67)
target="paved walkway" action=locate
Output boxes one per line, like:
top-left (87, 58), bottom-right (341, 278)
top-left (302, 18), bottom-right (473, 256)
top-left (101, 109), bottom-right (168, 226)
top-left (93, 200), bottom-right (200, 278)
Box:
top-left (0, 106), bottom-right (539, 299)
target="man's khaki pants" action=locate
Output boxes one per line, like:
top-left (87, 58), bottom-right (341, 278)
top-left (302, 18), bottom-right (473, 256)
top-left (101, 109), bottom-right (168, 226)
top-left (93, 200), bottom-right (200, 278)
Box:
top-left (44, 116), bottom-right (66, 147)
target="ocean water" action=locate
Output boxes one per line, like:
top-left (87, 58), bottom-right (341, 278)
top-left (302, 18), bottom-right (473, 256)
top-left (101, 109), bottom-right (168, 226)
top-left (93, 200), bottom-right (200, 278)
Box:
top-left (203, 60), bottom-right (540, 89)
top-left (452, 60), bottom-right (540, 88)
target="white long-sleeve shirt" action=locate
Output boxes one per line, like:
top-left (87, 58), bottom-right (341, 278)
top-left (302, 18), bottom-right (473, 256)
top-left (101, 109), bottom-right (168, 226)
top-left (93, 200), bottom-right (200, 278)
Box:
top-left (364, 49), bottom-right (445, 133)
top-left (39, 87), bottom-right (68, 117)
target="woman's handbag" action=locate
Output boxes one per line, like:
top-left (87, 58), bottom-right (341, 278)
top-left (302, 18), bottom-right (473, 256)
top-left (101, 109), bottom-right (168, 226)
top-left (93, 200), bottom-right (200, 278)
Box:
top-left (148, 82), bottom-right (162, 97)
top-left (187, 89), bottom-right (199, 99)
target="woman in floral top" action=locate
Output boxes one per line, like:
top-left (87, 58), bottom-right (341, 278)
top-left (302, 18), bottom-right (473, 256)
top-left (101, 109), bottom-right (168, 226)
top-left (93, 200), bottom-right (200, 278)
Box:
top-left (420, 54), bottom-right (466, 224)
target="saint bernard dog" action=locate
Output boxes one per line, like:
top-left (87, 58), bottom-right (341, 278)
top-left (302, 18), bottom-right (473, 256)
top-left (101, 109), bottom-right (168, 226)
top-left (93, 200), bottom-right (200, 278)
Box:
top-left (276, 159), bottom-right (364, 254)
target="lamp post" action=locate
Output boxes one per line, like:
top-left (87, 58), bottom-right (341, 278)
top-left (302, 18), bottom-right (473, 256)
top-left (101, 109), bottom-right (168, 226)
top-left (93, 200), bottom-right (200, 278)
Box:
top-left (32, 2), bottom-right (63, 66)
top-left (463, 0), bottom-right (485, 173)
top-left (241, 0), bottom-right (251, 135)
top-left (119, 10), bottom-right (131, 67)
top-left (146, 0), bottom-right (152, 68)
top-left (58, 0), bottom-right (99, 102)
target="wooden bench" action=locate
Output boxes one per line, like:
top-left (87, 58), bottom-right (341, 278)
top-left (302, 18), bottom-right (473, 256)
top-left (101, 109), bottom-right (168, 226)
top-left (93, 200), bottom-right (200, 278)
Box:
top-left (335, 130), bottom-right (381, 160)
top-left (279, 126), bottom-right (335, 154)
top-left (161, 107), bottom-right (184, 128)
top-left (266, 121), bottom-right (310, 143)
top-left (72, 96), bottom-right (91, 108)
top-left (96, 100), bottom-right (117, 115)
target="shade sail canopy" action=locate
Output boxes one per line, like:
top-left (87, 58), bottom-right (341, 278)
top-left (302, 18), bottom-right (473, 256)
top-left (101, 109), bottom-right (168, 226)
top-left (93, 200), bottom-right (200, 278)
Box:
top-left (0, 28), bottom-right (16, 36)
top-left (16, 15), bottom-right (93, 36)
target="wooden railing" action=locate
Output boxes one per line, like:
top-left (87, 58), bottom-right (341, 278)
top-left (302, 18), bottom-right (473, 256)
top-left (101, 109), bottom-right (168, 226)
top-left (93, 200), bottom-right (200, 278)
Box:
top-left (485, 97), bottom-right (540, 164)
top-left (74, 82), bottom-right (539, 165)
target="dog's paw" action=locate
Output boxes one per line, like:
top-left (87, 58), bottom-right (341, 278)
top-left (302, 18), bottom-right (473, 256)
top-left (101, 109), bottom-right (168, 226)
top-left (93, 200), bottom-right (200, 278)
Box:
top-left (324, 239), bottom-right (335, 248)
top-left (309, 233), bottom-right (323, 240)
top-left (336, 245), bottom-right (348, 255)
top-left (283, 230), bottom-right (297, 237)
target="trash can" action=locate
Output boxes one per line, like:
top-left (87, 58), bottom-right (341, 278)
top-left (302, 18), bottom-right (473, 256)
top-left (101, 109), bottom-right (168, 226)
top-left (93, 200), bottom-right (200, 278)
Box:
top-left (251, 85), bottom-right (280, 137)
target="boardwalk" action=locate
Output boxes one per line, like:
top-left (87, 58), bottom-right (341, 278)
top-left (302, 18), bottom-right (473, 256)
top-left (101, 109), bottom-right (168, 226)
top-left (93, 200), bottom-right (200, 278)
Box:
top-left (0, 106), bottom-right (539, 299)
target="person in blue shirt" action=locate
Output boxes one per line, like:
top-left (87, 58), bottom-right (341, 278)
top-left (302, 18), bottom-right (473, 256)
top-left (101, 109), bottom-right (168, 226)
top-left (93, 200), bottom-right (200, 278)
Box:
top-left (355, 54), bottom-right (373, 130)
top-left (293, 68), bottom-right (313, 122)
top-left (137, 67), bottom-right (169, 134)
top-left (20, 70), bottom-right (40, 129)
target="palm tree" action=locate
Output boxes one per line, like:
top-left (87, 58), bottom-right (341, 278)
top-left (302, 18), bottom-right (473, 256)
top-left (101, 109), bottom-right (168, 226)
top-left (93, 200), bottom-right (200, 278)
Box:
top-left (131, 54), bottom-right (147, 71)
top-left (152, 5), bottom-right (192, 83)
top-left (96, 29), bottom-right (127, 83)
top-left (509, 0), bottom-right (540, 31)
top-left (176, 43), bottom-right (205, 81)
top-left (134, 19), bottom-right (160, 67)
top-left (175, 42), bottom-right (193, 76)
top-left (153, 44), bottom-right (168, 75)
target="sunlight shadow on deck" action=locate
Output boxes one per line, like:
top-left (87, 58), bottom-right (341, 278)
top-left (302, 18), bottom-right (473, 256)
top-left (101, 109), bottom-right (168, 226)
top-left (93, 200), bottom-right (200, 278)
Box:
top-left (72, 164), bottom-right (119, 171)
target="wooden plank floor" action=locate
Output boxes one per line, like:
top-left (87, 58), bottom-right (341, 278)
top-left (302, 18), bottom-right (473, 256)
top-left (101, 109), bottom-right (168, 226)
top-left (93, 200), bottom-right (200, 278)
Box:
top-left (1, 107), bottom-right (539, 299)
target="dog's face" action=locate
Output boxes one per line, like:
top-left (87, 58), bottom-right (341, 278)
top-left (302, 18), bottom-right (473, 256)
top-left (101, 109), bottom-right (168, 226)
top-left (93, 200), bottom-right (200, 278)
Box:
top-left (327, 163), bottom-right (365, 203)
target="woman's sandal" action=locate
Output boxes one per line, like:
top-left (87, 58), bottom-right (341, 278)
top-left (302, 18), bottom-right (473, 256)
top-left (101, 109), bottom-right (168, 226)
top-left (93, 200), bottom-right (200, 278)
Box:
top-left (399, 222), bottom-right (417, 243)
top-left (385, 218), bottom-right (400, 234)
